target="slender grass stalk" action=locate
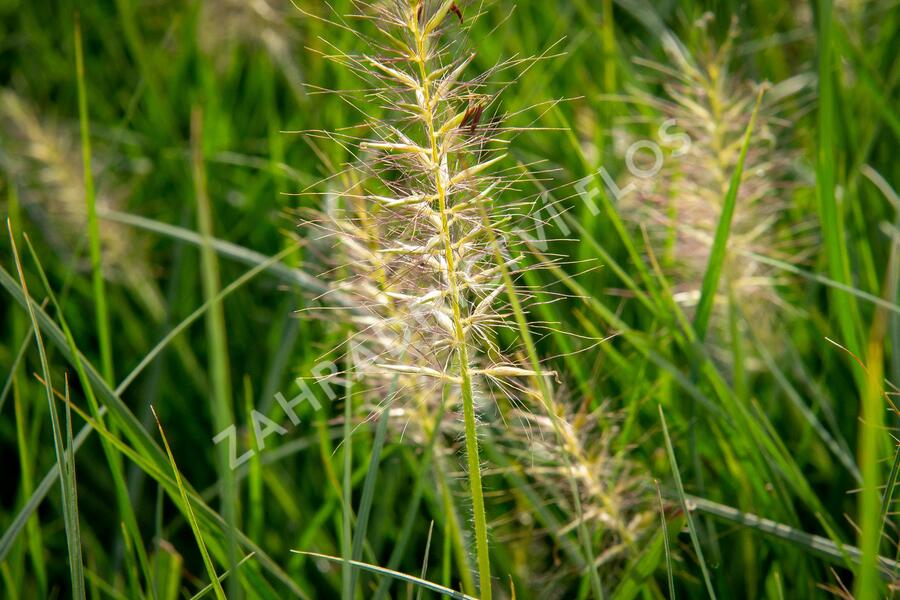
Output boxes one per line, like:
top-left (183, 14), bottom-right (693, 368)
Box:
top-left (409, 11), bottom-right (492, 595)
top-left (74, 16), bottom-right (114, 384)
top-left (8, 222), bottom-right (86, 599)
top-left (656, 481), bottom-right (675, 599)
top-left (191, 107), bottom-right (241, 599)
top-left (342, 347), bottom-right (353, 600)
top-left (417, 521), bottom-right (436, 600)
top-left (659, 405), bottom-right (716, 599)
top-left (151, 406), bottom-right (226, 600)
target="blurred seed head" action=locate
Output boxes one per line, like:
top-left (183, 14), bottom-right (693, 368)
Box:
top-left (0, 90), bottom-right (164, 318)
top-left (198, 0), bottom-right (304, 98)
top-left (619, 20), bottom-right (815, 347)
top-left (489, 399), bottom-right (652, 590)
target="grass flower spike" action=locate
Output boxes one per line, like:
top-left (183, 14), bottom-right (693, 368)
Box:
top-left (620, 19), bottom-right (813, 348)
top-left (0, 91), bottom-right (164, 319)
top-left (302, 2), bottom-right (551, 596)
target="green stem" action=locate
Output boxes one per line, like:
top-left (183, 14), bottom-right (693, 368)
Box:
top-left (410, 11), bottom-right (492, 599)
top-left (75, 17), bottom-right (114, 384)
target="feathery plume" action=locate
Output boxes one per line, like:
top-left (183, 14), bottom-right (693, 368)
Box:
top-left (300, 2), bottom-right (541, 596)
top-left (487, 396), bottom-right (652, 594)
top-left (300, 3), bottom-right (651, 595)
top-left (0, 90), bottom-right (164, 319)
top-left (619, 19), bottom-right (814, 346)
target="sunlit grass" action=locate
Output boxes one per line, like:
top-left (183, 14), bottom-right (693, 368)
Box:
top-left (0, 0), bottom-right (897, 598)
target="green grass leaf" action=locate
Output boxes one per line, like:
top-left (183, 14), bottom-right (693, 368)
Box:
top-left (659, 405), bottom-right (716, 599)
top-left (290, 552), bottom-right (479, 600)
top-left (7, 223), bottom-right (86, 598)
top-left (151, 406), bottom-right (226, 600)
top-left (693, 85), bottom-right (766, 342)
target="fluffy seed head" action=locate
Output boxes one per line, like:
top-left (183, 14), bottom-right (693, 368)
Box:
top-left (618, 20), bottom-right (814, 345)
top-left (301, 0), bottom-right (548, 423)
top-left (0, 91), bottom-right (163, 317)
top-left (301, 3), bottom-right (651, 590)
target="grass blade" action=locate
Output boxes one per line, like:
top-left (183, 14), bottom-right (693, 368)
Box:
top-left (22, 232), bottom-right (154, 593)
top-left (0, 261), bottom-right (306, 597)
top-left (659, 405), bottom-right (716, 599)
top-left (190, 553), bottom-right (256, 600)
top-left (291, 552), bottom-right (478, 600)
top-left (416, 521), bottom-right (435, 600)
top-left (657, 481), bottom-right (675, 599)
top-left (815, 0), bottom-right (864, 362)
top-left (856, 310), bottom-right (888, 597)
top-left (740, 250), bottom-right (900, 316)
top-left (0, 325), bottom-right (32, 416)
top-left (12, 344), bottom-right (48, 597)
top-left (0, 244), bottom-right (297, 565)
top-left (99, 208), bottom-right (334, 300)
top-left (7, 222), bottom-right (86, 598)
top-left (690, 494), bottom-right (899, 579)
top-left (74, 15), bottom-right (114, 384)
top-left (151, 406), bottom-right (226, 600)
top-left (693, 85), bottom-right (766, 341)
